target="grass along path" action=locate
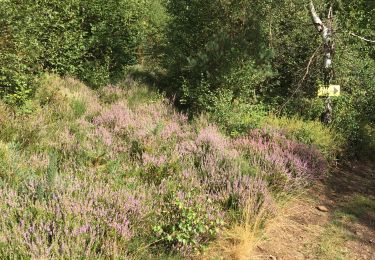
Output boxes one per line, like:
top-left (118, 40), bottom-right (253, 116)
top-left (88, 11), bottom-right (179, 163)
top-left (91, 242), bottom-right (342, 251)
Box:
top-left (251, 161), bottom-right (375, 260)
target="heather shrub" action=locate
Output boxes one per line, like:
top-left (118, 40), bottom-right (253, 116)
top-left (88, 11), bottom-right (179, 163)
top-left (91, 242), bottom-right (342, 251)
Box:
top-left (264, 117), bottom-right (344, 161)
top-left (0, 176), bottom-right (150, 258)
top-left (234, 128), bottom-right (328, 191)
top-left (192, 126), bottom-right (277, 218)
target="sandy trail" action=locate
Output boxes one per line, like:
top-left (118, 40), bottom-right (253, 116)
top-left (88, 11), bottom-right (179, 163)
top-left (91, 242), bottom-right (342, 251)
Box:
top-left (252, 161), bottom-right (375, 260)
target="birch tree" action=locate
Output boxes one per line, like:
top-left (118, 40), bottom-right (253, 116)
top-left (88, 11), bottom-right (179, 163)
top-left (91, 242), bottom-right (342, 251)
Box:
top-left (309, 0), bottom-right (334, 124)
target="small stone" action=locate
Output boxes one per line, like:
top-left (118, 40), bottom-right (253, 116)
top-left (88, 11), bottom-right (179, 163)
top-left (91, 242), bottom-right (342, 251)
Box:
top-left (316, 205), bottom-right (329, 212)
top-left (369, 239), bottom-right (374, 244)
top-left (269, 255), bottom-right (277, 260)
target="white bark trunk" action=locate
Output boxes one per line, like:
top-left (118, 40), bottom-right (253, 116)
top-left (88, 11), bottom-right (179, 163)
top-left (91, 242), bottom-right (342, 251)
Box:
top-left (309, 1), bottom-right (333, 81)
top-left (310, 1), bottom-right (334, 124)
top-left (309, 1), bottom-right (325, 33)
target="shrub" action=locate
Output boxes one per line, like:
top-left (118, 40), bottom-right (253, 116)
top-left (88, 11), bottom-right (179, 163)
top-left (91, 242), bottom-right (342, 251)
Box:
top-left (209, 90), bottom-right (267, 137)
top-left (0, 75), bottom-right (333, 258)
top-left (0, 0), bottom-right (158, 99)
top-left (264, 116), bottom-right (344, 161)
top-left (0, 175), bottom-right (150, 258)
top-left (163, 0), bottom-right (274, 110)
top-left (234, 128), bottom-right (328, 191)
top-left (152, 180), bottom-right (224, 255)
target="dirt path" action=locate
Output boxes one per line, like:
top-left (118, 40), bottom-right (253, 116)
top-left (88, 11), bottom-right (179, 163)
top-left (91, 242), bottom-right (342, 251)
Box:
top-left (252, 161), bottom-right (375, 260)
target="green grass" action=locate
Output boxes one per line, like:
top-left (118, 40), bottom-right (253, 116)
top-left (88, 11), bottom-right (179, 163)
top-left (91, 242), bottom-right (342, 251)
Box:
top-left (341, 195), bottom-right (375, 219)
top-left (317, 222), bottom-right (351, 260)
top-left (316, 195), bottom-right (374, 260)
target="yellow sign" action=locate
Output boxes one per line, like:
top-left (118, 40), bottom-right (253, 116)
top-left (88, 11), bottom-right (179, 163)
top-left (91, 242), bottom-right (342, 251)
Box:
top-left (318, 85), bottom-right (340, 97)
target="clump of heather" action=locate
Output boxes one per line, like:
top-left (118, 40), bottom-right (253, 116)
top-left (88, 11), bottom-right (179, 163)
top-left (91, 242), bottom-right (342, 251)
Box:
top-left (0, 174), bottom-right (151, 258)
top-left (193, 126), bottom-right (275, 215)
top-left (234, 128), bottom-right (328, 190)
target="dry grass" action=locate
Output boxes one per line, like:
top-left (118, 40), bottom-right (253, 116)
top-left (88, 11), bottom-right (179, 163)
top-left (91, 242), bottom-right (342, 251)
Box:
top-left (203, 195), bottom-right (281, 260)
top-left (203, 192), bottom-right (316, 260)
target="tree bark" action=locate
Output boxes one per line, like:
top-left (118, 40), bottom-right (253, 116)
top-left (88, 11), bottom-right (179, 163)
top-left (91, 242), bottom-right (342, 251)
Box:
top-left (309, 1), bottom-right (334, 124)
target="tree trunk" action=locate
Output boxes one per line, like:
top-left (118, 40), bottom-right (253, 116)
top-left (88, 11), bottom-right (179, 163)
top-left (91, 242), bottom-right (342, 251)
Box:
top-left (309, 1), bottom-right (334, 124)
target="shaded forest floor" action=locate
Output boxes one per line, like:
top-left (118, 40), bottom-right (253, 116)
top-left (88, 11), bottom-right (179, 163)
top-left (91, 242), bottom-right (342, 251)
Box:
top-left (252, 160), bottom-right (375, 260)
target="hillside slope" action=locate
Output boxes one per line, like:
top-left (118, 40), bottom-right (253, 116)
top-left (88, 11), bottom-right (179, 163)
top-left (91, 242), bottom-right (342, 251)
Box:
top-left (0, 75), bottom-right (334, 258)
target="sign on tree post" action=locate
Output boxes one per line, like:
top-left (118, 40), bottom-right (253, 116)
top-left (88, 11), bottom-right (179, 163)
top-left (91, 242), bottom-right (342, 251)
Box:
top-left (309, 1), bottom-right (336, 124)
top-left (318, 84), bottom-right (340, 97)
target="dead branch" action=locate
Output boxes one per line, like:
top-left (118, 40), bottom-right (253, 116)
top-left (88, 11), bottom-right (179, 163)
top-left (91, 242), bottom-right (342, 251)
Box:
top-left (349, 32), bottom-right (375, 44)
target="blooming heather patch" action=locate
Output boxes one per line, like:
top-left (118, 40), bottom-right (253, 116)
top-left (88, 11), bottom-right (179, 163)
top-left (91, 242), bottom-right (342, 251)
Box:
top-left (93, 102), bottom-right (135, 133)
top-left (234, 128), bottom-right (328, 190)
top-left (0, 76), bottom-right (331, 258)
top-left (0, 175), bottom-right (150, 258)
top-left (196, 125), bottom-right (228, 154)
top-left (93, 126), bottom-right (113, 147)
top-left (160, 121), bottom-right (184, 139)
top-left (142, 153), bottom-right (167, 167)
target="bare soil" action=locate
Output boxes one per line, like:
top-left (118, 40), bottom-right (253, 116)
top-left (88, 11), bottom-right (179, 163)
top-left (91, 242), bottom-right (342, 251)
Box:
top-left (252, 160), bottom-right (375, 260)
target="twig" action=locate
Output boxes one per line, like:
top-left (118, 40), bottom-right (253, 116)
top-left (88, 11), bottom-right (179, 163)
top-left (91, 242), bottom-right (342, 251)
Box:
top-left (349, 32), bottom-right (375, 44)
top-left (277, 45), bottom-right (321, 115)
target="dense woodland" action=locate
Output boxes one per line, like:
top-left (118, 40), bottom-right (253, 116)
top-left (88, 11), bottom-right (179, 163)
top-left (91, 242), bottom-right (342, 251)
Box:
top-left (0, 0), bottom-right (374, 258)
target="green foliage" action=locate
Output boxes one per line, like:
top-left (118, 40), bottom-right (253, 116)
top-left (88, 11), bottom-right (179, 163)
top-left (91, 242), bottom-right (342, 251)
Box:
top-left (163, 0), bottom-right (274, 110)
top-left (358, 124), bottom-right (375, 160)
top-left (0, 0), bottom-right (84, 101)
top-left (208, 90), bottom-right (267, 137)
top-left (0, 0), bottom-right (159, 99)
top-left (265, 0), bottom-right (375, 155)
top-left (265, 117), bottom-right (344, 161)
top-left (153, 187), bottom-right (223, 253)
top-left (79, 0), bottom-right (152, 86)
top-left (337, 0), bottom-right (375, 60)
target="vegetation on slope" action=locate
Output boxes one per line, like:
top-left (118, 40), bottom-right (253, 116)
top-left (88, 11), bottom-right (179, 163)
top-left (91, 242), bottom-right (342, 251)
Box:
top-left (0, 75), bottom-right (337, 258)
top-left (0, 0), bottom-right (374, 258)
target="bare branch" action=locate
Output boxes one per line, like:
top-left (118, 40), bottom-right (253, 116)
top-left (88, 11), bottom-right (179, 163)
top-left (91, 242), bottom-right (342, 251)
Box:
top-left (349, 32), bottom-right (375, 44)
top-left (277, 45), bottom-right (321, 115)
